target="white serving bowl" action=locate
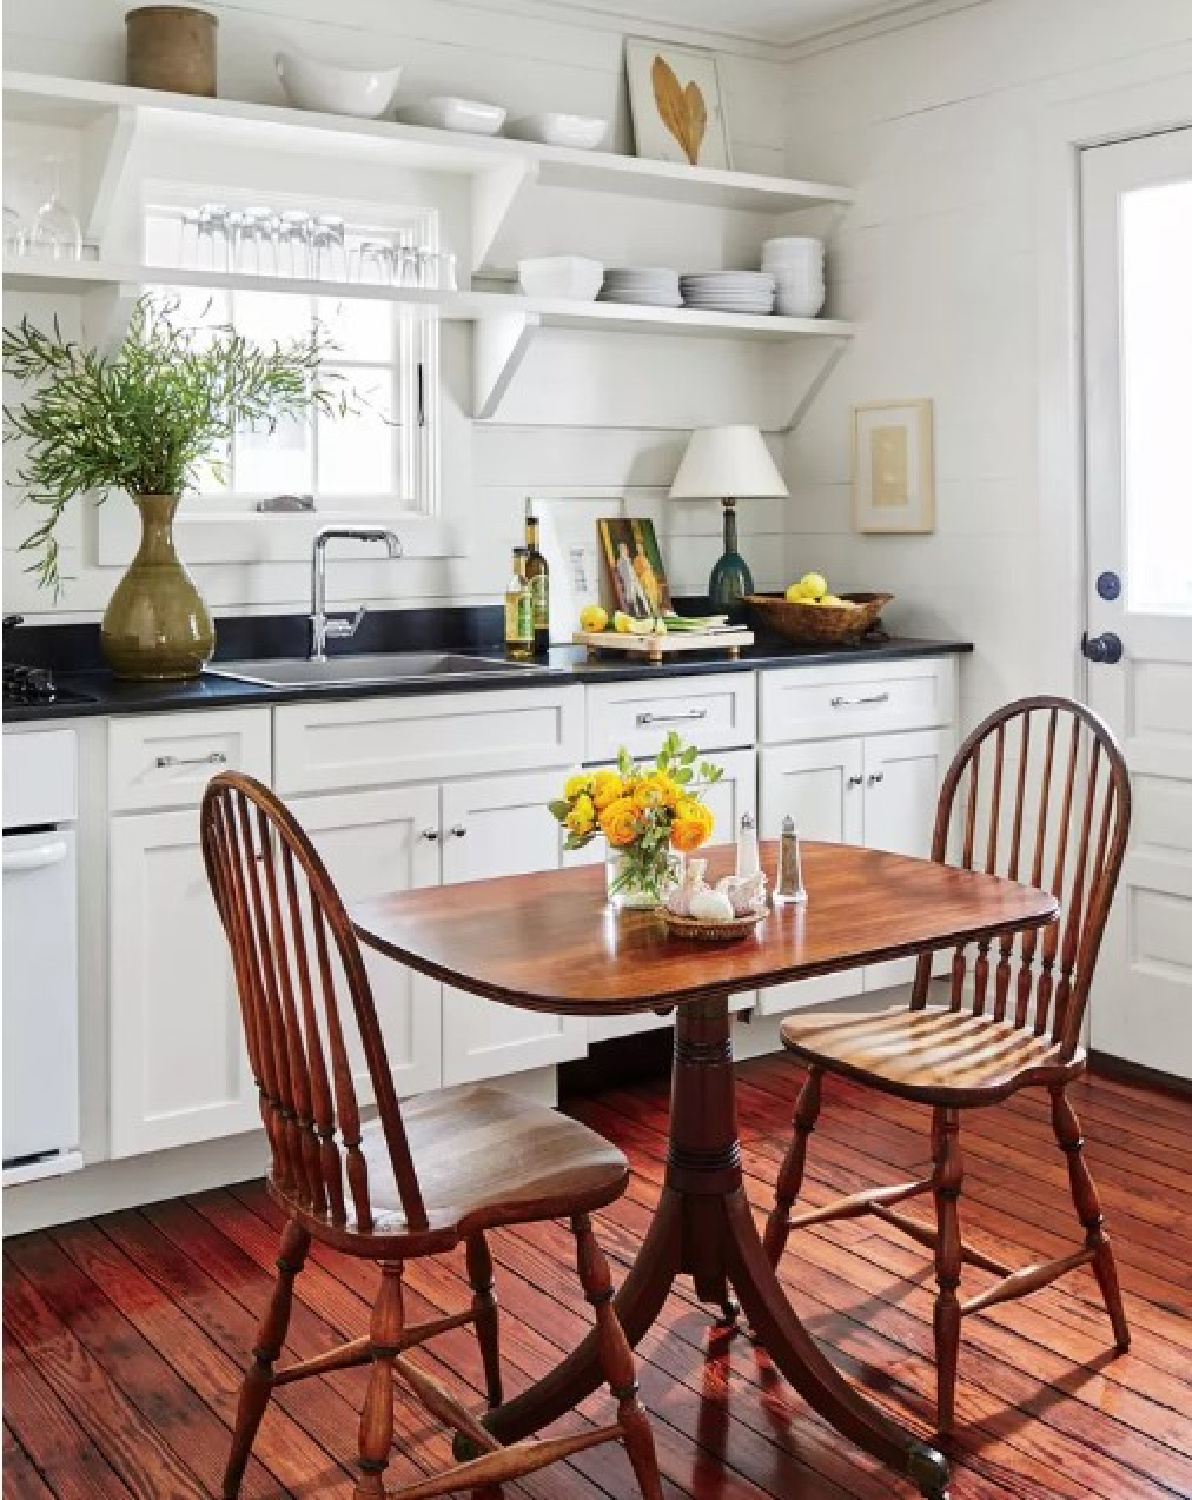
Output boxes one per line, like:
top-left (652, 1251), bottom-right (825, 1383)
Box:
top-left (507, 112), bottom-right (608, 150)
top-left (275, 51), bottom-right (402, 119)
top-left (517, 256), bottom-right (604, 300)
top-left (399, 97), bottom-right (507, 135)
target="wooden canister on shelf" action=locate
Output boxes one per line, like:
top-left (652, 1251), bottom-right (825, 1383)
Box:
top-left (126, 6), bottom-right (218, 96)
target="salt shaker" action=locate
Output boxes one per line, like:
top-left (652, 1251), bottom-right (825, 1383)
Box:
top-left (736, 811), bottom-right (760, 877)
top-left (773, 815), bottom-right (808, 905)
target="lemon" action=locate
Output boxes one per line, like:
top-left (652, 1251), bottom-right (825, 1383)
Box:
top-left (820, 594), bottom-right (847, 607)
top-left (580, 604), bottom-right (609, 633)
top-left (784, 581), bottom-right (813, 602)
top-left (800, 571), bottom-right (829, 600)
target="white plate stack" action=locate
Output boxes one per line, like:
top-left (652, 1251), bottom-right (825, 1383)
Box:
top-left (762, 236), bottom-right (826, 318)
top-left (599, 267), bottom-right (682, 307)
top-left (679, 270), bottom-right (775, 315)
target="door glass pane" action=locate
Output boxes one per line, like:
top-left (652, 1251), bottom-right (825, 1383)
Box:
top-left (1121, 178), bottom-right (1192, 612)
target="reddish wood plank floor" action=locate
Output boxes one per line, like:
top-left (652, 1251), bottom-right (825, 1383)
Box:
top-left (5, 1059), bottom-right (1191, 1499)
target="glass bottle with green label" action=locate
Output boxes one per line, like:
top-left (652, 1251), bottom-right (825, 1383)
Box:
top-left (504, 546), bottom-right (534, 660)
top-left (524, 500), bottom-right (550, 655)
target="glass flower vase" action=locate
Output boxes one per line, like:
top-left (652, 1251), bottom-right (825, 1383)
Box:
top-left (605, 847), bottom-right (681, 910)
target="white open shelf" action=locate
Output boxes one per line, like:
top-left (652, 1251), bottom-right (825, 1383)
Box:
top-left (3, 71), bottom-right (855, 427)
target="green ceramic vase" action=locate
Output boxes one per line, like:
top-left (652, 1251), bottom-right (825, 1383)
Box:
top-left (100, 494), bottom-right (215, 681)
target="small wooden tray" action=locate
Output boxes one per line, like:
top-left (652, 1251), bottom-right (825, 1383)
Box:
top-left (662, 908), bottom-right (766, 943)
top-left (573, 628), bottom-right (754, 664)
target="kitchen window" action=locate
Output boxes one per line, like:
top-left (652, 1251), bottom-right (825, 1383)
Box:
top-left (143, 206), bottom-right (439, 523)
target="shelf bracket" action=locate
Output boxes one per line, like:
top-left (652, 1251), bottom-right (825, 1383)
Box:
top-left (473, 311), bottom-right (539, 420)
top-left (780, 336), bottom-right (849, 434)
top-left (81, 106), bottom-right (138, 251)
top-left (471, 159), bottom-right (538, 275)
top-left (82, 281), bottom-right (138, 358)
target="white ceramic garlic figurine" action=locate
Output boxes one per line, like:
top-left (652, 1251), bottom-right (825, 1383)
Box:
top-left (717, 869), bottom-right (768, 917)
top-left (666, 858), bottom-right (708, 917)
top-left (689, 886), bottom-right (736, 923)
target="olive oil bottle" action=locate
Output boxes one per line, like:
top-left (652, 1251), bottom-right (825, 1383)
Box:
top-left (524, 499), bottom-right (550, 655)
top-left (504, 545), bottom-right (534, 660)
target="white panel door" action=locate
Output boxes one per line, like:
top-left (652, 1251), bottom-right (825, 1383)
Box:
top-left (861, 729), bottom-right (953, 992)
top-left (588, 747), bottom-right (759, 1043)
top-left (295, 786), bottom-right (443, 1101)
top-left (1082, 128), bottom-right (1192, 1078)
top-left (757, 738), bottom-right (864, 1016)
top-left (109, 809), bottom-right (259, 1157)
top-left (440, 771), bottom-right (588, 1083)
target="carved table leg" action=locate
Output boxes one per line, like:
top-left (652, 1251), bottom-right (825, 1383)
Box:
top-left (483, 993), bottom-right (950, 1498)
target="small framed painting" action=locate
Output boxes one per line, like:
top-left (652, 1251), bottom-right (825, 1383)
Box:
top-left (852, 399), bottom-right (935, 533)
top-left (599, 517), bottom-right (672, 618)
top-left (625, 37), bottom-right (732, 170)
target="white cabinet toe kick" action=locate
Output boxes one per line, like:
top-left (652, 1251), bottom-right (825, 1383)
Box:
top-left (2, 656), bottom-right (960, 1231)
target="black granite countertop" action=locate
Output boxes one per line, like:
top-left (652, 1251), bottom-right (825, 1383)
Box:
top-left (3, 631), bottom-right (972, 724)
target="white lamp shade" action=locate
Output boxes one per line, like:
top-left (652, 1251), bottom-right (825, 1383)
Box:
top-left (669, 424), bottom-right (789, 500)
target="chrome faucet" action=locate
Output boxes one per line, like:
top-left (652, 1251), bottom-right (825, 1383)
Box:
top-left (309, 526), bottom-right (403, 660)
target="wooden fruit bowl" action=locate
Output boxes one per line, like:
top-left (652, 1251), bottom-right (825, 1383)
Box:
top-left (661, 908), bottom-right (766, 943)
top-left (745, 591), bottom-right (893, 645)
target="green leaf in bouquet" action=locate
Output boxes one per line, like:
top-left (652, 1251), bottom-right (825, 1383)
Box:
top-left (548, 799), bottom-right (573, 821)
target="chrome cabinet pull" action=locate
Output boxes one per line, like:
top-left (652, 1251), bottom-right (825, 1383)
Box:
top-left (830, 692), bottom-right (890, 708)
top-left (847, 775), bottom-right (864, 788)
top-left (635, 708), bottom-right (709, 727)
top-left (420, 828), bottom-right (441, 842)
top-left (449, 825), bottom-right (468, 838)
top-left (154, 750), bottom-right (228, 770)
top-left (867, 771), bottom-right (885, 786)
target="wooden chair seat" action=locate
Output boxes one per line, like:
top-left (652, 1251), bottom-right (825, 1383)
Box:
top-left (779, 1002), bottom-right (1084, 1106)
top-left (277, 1084), bottom-right (629, 1250)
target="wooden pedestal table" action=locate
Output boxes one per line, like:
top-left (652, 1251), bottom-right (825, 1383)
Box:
top-left (352, 841), bottom-right (1057, 1499)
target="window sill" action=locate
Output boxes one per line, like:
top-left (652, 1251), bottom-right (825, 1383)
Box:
top-left (95, 504), bottom-right (458, 567)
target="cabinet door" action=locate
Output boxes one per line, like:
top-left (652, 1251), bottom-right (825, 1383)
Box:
top-left (440, 771), bottom-right (588, 1084)
top-left (862, 729), bottom-right (954, 992)
top-left (588, 748), bottom-right (759, 1043)
top-left (110, 809), bottom-right (259, 1158)
top-left (757, 738), bottom-right (865, 1016)
top-left (295, 786), bottom-right (443, 1100)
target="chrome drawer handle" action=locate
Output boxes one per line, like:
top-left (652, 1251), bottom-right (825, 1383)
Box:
top-left (154, 751), bottom-right (228, 769)
top-left (449, 825), bottom-right (468, 838)
top-left (830, 692), bottom-right (890, 708)
top-left (867, 771), bottom-right (885, 786)
top-left (635, 708), bottom-right (709, 727)
top-left (421, 828), bottom-right (441, 842)
top-left (847, 775), bottom-right (864, 788)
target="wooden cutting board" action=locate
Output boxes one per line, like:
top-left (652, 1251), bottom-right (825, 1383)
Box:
top-left (572, 628), bottom-right (754, 663)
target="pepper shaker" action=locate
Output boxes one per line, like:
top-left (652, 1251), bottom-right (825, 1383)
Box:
top-left (773, 815), bottom-right (808, 905)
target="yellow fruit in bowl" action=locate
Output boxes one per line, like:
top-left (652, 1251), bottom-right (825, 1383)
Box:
top-left (820, 594), bottom-right (847, 607)
top-left (800, 571), bottom-right (829, 600)
top-left (784, 581), bottom-right (813, 602)
top-left (580, 604), bottom-right (609, 633)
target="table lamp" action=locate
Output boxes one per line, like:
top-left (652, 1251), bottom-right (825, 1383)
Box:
top-left (669, 424), bottom-right (788, 609)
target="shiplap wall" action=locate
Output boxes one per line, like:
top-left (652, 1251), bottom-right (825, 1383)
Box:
top-left (779, 0), bottom-right (1192, 724)
top-left (2, 0), bottom-right (790, 620)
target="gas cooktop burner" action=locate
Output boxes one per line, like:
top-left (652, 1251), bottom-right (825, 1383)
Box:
top-left (2, 663), bottom-right (95, 706)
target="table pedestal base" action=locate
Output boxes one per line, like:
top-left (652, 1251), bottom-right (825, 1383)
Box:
top-left (482, 995), bottom-right (950, 1499)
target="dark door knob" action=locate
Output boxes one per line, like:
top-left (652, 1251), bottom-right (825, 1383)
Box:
top-left (1081, 631), bottom-right (1123, 664)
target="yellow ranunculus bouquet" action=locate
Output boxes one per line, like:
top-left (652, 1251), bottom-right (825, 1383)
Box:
top-left (549, 732), bottom-right (723, 905)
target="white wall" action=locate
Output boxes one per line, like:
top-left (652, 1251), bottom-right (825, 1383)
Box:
top-left (3, 0), bottom-right (791, 621)
top-left (779, 0), bottom-right (1192, 725)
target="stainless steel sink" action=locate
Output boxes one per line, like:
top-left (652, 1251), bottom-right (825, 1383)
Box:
top-left (206, 652), bottom-right (546, 689)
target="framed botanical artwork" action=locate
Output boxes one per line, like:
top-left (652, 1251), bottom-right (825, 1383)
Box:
top-left (625, 37), bottom-right (732, 171)
top-left (599, 517), bottom-right (672, 618)
top-left (852, 399), bottom-right (935, 533)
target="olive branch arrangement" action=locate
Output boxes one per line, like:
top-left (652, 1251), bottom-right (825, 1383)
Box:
top-left (2, 294), bottom-right (353, 594)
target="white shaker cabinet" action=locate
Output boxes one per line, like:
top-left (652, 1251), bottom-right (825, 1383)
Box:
top-left (292, 785), bottom-right (444, 1101)
top-left (440, 770), bottom-right (588, 1083)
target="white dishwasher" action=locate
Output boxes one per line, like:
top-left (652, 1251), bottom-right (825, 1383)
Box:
top-left (2, 728), bottom-right (82, 1183)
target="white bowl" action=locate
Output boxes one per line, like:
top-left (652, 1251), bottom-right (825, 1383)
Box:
top-left (518, 256), bottom-right (604, 300)
top-left (399, 97), bottom-right (506, 136)
top-left (776, 287), bottom-right (826, 318)
top-left (275, 51), bottom-right (401, 119)
top-left (507, 112), bottom-right (608, 150)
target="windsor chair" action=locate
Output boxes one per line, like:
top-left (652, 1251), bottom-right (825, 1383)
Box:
top-left (200, 772), bottom-right (663, 1500)
top-left (763, 696), bottom-right (1132, 1435)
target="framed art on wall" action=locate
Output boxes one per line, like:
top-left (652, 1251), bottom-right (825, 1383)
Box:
top-left (625, 37), bottom-right (732, 170)
top-left (852, 399), bottom-right (935, 533)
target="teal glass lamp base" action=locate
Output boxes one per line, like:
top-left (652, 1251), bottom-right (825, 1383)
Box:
top-left (708, 551), bottom-right (754, 609)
